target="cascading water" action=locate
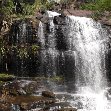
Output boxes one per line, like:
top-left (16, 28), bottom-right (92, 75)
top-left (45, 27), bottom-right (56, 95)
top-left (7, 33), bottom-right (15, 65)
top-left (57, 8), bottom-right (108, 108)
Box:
top-left (65, 16), bottom-right (108, 93)
top-left (38, 11), bottom-right (60, 76)
top-left (65, 16), bottom-right (110, 111)
top-left (38, 11), bottom-right (111, 111)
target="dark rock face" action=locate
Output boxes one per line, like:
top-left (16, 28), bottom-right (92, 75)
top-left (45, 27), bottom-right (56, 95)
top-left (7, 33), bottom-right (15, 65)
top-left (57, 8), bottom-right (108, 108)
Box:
top-left (9, 19), bottom-right (36, 44)
top-left (53, 14), bottom-right (66, 25)
top-left (55, 26), bottom-right (68, 51)
top-left (0, 18), bottom-right (41, 76)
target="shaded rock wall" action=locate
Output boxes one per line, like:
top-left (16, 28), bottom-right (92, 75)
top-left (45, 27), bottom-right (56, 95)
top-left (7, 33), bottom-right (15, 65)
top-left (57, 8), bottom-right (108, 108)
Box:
top-left (0, 18), bottom-right (40, 77)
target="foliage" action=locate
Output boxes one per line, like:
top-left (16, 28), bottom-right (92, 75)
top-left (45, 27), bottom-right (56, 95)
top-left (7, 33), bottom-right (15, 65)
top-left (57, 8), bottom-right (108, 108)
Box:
top-left (50, 76), bottom-right (64, 82)
top-left (0, 81), bottom-right (4, 85)
top-left (80, 3), bottom-right (97, 11)
top-left (0, 0), bottom-right (14, 19)
top-left (0, 44), bottom-right (39, 59)
top-left (96, 0), bottom-right (111, 11)
top-left (80, 0), bottom-right (111, 11)
top-left (2, 0), bottom-right (74, 17)
top-left (18, 46), bottom-right (29, 58)
top-left (0, 73), bottom-right (14, 78)
top-left (34, 76), bottom-right (64, 81)
top-left (31, 45), bottom-right (39, 55)
top-left (80, 0), bottom-right (111, 20)
top-left (0, 74), bottom-right (15, 85)
top-left (0, 0), bottom-right (55, 21)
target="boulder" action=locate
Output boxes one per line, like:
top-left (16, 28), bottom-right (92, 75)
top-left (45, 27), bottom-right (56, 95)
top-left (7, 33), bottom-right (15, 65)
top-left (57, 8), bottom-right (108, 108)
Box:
top-left (1, 80), bottom-right (39, 96)
top-left (22, 80), bottom-right (38, 95)
top-left (42, 91), bottom-right (55, 98)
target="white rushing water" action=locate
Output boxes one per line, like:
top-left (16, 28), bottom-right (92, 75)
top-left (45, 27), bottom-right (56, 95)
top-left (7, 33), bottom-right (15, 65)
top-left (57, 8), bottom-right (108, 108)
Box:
top-left (65, 16), bottom-right (110, 111)
top-left (38, 11), bottom-right (111, 111)
top-left (38, 11), bottom-right (60, 76)
top-left (66, 16), bottom-right (108, 93)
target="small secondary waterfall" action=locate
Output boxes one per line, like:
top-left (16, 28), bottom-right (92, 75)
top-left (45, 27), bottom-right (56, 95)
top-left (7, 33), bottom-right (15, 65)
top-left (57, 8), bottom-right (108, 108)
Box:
top-left (38, 11), bottom-right (60, 76)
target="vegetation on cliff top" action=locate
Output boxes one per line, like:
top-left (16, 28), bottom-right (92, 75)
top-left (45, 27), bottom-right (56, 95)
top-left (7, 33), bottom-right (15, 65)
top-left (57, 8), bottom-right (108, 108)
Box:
top-left (81, 0), bottom-right (111, 11)
top-left (1, 0), bottom-right (111, 21)
top-left (80, 0), bottom-right (111, 20)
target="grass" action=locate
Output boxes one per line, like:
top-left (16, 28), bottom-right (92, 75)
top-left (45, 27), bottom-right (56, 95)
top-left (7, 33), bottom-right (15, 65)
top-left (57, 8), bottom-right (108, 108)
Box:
top-left (80, 0), bottom-right (111, 11)
top-left (0, 73), bottom-right (15, 81)
top-left (0, 73), bottom-right (14, 78)
top-left (80, 0), bottom-right (111, 20)
top-left (34, 76), bottom-right (64, 83)
top-left (49, 76), bottom-right (64, 82)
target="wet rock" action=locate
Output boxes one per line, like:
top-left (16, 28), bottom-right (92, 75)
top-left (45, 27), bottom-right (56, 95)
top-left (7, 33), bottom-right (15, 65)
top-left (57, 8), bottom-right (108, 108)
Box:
top-left (22, 80), bottom-right (38, 95)
top-left (1, 81), bottom-right (20, 97)
top-left (40, 16), bottom-right (50, 24)
top-left (58, 108), bottom-right (77, 111)
top-left (42, 91), bottom-right (55, 98)
top-left (53, 14), bottom-right (66, 25)
top-left (43, 102), bottom-right (71, 109)
top-left (36, 12), bottom-right (44, 20)
top-left (104, 87), bottom-right (111, 100)
top-left (36, 11), bottom-right (51, 24)
top-left (0, 93), bottom-right (56, 110)
top-left (0, 102), bottom-right (11, 111)
top-left (17, 88), bottom-right (26, 95)
top-left (1, 80), bottom-right (39, 96)
top-left (20, 102), bottom-right (30, 110)
top-left (99, 19), bottom-right (111, 26)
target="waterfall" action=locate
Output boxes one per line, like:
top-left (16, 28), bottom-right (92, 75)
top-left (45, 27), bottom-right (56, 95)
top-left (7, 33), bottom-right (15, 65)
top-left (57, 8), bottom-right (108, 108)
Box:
top-left (38, 11), bottom-right (111, 110)
top-left (65, 16), bottom-right (108, 93)
top-left (19, 21), bottom-right (27, 43)
top-left (38, 11), bottom-right (109, 91)
top-left (38, 11), bottom-right (60, 76)
top-left (65, 16), bottom-right (110, 111)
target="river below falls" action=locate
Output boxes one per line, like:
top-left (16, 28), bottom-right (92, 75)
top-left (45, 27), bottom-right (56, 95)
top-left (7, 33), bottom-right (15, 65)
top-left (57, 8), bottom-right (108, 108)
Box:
top-left (54, 89), bottom-right (111, 111)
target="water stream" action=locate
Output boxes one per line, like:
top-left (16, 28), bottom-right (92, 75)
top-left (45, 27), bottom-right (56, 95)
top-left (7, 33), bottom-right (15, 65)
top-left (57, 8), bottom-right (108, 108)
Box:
top-left (38, 11), bottom-right (111, 111)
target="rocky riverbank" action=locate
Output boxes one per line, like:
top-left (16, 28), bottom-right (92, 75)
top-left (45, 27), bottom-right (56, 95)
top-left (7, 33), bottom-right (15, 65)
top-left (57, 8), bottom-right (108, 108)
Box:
top-left (0, 77), bottom-right (77, 111)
